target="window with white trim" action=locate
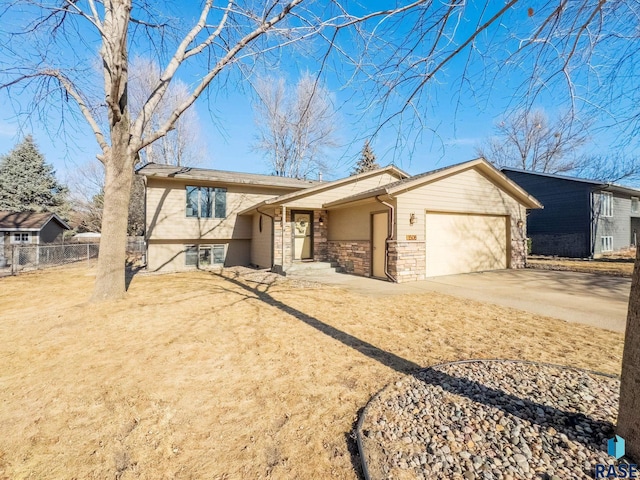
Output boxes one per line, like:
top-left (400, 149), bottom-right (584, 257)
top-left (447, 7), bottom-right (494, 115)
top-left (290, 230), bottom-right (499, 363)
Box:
top-left (11, 232), bottom-right (30, 243)
top-left (185, 244), bottom-right (225, 267)
top-left (601, 236), bottom-right (613, 252)
top-left (632, 197), bottom-right (639, 214)
top-left (601, 192), bottom-right (613, 217)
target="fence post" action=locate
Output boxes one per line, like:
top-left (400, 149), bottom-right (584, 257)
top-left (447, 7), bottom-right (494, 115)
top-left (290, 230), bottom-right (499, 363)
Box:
top-left (87, 243), bottom-right (90, 262)
top-left (11, 245), bottom-right (16, 276)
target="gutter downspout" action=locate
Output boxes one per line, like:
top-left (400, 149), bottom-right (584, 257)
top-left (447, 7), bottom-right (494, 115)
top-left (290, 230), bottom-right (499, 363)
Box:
top-left (375, 195), bottom-right (396, 283)
top-left (256, 206), bottom-right (275, 269)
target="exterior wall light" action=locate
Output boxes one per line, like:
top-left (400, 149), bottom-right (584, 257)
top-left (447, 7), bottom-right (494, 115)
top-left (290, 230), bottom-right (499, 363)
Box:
top-left (517, 219), bottom-right (524, 228)
top-left (319, 216), bottom-right (324, 226)
top-left (409, 213), bottom-right (417, 225)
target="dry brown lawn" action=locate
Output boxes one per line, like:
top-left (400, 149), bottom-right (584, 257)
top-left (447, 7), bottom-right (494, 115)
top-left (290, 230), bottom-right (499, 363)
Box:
top-left (0, 264), bottom-right (624, 479)
top-left (527, 256), bottom-right (635, 277)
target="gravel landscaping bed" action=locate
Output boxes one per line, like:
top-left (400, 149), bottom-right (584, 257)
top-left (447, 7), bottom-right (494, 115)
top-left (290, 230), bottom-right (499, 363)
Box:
top-left (358, 360), bottom-right (620, 480)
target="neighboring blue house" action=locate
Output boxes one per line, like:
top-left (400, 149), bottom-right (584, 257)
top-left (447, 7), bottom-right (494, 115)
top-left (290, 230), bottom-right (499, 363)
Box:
top-left (502, 168), bottom-right (640, 258)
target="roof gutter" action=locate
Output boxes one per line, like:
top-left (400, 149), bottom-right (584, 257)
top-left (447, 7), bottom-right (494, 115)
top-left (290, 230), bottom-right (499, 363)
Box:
top-left (375, 195), bottom-right (396, 283)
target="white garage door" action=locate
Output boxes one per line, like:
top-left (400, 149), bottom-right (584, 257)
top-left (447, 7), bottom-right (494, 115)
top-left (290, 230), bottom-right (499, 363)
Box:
top-left (425, 213), bottom-right (508, 277)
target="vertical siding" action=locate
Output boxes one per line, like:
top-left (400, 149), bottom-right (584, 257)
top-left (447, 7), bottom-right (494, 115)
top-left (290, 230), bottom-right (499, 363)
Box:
top-left (503, 170), bottom-right (592, 257)
top-left (250, 212), bottom-right (273, 268)
top-left (39, 221), bottom-right (65, 244)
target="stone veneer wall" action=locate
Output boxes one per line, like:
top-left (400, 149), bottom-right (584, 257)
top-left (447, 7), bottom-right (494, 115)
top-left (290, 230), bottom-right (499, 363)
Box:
top-left (327, 241), bottom-right (371, 276)
top-left (273, 208), bottom-right (292, 272)
top-left (511, 238), bottom-right (526, 269)
top-left (313, 210), bottom-right (329, 261)
top-left (387, 241), bottom-right (426, 283)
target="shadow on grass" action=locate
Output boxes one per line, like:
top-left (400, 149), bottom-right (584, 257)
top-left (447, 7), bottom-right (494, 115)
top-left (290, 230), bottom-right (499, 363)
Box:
top-left (212, 269), bottom-right (614, 476)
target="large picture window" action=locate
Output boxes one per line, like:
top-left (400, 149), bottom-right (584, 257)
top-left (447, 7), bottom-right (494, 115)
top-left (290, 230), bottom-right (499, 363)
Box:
top-left (186, 186), bottom-right (226, 218)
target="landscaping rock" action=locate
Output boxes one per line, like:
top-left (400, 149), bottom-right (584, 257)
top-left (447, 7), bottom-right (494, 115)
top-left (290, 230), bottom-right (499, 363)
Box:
top-left (359, 360), bottom-right (620, 480)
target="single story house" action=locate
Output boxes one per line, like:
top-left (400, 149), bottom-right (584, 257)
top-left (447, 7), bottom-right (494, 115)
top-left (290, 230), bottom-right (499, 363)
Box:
top-left (138, 158), bottom-right (542, 282)
top-left (0, 211), bottom-right (70, 265)
top-left (502, 168), bottom-right (640, 258)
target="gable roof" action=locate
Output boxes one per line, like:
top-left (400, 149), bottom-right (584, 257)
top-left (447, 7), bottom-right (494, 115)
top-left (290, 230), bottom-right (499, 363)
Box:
top-left (325, 158), bottom-right (542, 209)
top-left (239, 165), bottom-right (410, 214)
top-left (502, 167), bottom-right (640, 197)
top-left (0, 211), bottom-right (70, 231)
top-left (136, 163), bottom-right (320, 190)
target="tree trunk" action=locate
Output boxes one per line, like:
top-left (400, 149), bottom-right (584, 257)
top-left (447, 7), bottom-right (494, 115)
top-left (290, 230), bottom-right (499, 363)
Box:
top-left (91, 141), bottom-right (134, 301)
top-left (618, 245), bottom-right (640, 461)
top-left (91, 0), bottom-right (133, 301)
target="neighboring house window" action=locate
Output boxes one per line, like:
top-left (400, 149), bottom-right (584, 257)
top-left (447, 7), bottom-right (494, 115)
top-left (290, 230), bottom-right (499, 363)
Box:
top-left (186, 186), bottom-right (227, 218)
top-left (11, 232), bottom-right (30, 243)
top-left (185, 244), bottom-right (225, 267)
top-left (601, 236), bottom-right (613, 253)
top-left (601, 192), bottom-right (613, 217)
top-left (632, 197), bottom-right (639, 214)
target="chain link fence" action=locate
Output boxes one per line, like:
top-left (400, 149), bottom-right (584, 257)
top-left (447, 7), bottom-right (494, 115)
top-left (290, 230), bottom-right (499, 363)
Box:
top-left (0, 237), bottom-right (146, 277)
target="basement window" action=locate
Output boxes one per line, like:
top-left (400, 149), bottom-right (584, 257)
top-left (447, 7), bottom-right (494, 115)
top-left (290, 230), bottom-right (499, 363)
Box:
top-left (601, 236), bottom-right (613, 253)
top-left (184, 244), bottom-right (225, 267)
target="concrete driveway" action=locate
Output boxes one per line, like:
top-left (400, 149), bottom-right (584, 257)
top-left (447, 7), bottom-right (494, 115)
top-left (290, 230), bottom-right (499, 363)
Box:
top-left (290, 269), bottom-right (630, 332)
top-left (414, 270), bottom-right (630, 333)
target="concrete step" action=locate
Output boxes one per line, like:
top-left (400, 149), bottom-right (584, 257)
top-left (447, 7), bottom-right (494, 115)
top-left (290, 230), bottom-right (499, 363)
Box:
top-left (285, 261), bottom-right (339, 274)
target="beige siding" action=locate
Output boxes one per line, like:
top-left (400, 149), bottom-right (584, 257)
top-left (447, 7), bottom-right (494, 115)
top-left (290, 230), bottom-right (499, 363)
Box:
top-left (395, 168), bottom-right (525, 242)
top-left (250, 212), bottom-right (273, 268)
top-left (327, 201), bottom-right (391, 241)
top-left (284, 172), bottom-right (400, 209)
top-left (146, 178), bottom-right (289, 240)
top-left (147, 239), bottom-right (250, 272)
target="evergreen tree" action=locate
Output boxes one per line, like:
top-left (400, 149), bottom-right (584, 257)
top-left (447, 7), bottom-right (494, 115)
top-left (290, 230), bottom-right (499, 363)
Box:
top-left (352, 140), bottom-right (380, 174)
top-left (0, 136), bottom-right (69, 216)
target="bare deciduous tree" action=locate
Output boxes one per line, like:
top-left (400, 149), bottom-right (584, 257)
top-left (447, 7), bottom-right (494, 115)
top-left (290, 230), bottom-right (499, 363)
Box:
top-left (476, 109), bottom-right (589, 174)
top-left (129, 56), bottom-right (205, 167)
top-left (2, 0), bottom-right (640, 459)
top-left (253, 73), bottom-right (338, 178)
top-left (574, 155), bottom-right (640, 186)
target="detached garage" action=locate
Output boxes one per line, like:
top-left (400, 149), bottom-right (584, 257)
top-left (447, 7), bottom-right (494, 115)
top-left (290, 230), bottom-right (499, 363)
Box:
top-left (324, 158), bottom-right (542, 282)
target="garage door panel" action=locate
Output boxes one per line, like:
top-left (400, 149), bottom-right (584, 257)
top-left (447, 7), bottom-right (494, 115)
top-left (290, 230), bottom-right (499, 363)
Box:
top-left (426, 213), bottom-right (507, 277)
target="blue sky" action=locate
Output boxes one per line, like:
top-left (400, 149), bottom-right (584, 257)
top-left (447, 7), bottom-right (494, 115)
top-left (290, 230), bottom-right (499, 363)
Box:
top-left (0, 1), bottom-right (634, 186)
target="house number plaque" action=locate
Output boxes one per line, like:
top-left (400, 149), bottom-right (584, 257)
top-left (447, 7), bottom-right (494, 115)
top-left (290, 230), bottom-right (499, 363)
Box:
top-left (406, 235), bottom-right (417, 241)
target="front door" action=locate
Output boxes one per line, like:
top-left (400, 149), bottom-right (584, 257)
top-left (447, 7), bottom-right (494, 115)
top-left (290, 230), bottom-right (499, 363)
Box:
top-left (293, 212), bottom-right (313, 260)
top-left (372, 212), bottom-right (388, 278)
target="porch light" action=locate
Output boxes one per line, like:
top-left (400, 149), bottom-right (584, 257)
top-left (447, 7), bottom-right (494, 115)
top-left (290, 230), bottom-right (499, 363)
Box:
top-left (517, 219), bottom-right (524, 228)
top-left (409, 213), bottom-right (417, 225)
top-left (319, 216), bottom-right (324, 226)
